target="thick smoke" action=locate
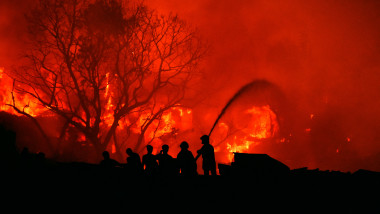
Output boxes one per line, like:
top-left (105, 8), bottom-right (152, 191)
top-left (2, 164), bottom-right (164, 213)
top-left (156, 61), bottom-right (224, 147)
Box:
top-left (2, 0), bottom-right (380, 171)
top-left (147, 0), bottom-right (380, 171)
top-left (0, 0), bottom-right (33, 67)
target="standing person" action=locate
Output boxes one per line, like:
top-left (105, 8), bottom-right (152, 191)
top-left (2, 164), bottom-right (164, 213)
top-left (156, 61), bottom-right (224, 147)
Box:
top-left (100, 151), bottom-right (120, 168)
top-left (142, 145), bottom-right (158, 175)
top-left (177, 141), bottom-right (197, 176)
top-left (195, 135), bottom-right (216, 176)
top-left (156, 144), bottom-right (175, 176)
top-left (126, 148), bottom-right (143, 174)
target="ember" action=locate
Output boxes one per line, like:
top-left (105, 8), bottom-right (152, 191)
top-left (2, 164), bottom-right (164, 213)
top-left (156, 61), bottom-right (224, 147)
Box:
top-left (0, 68), bottom-right (46, 116)
top-left (0, 0), bottom-right (206, 164)
top-left (1, 0), bottom-right (380, 173)
top-left (214, 105), bottom-right (279, 163)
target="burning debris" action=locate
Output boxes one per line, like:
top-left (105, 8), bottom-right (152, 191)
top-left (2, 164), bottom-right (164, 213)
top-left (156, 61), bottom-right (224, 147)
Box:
top-left (207, 79), bottom-right (286, 164)
top-left (1, 0), bottom-right (380, 173)
top-left (0, 0), bottom-right (205, 163)
top-left (214, 105), bottom-right (279, 163)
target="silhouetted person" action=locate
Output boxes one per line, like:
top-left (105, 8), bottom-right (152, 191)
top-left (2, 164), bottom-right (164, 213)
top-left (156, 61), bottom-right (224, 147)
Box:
top-left (126, 148), bottom-right (143, 174)
top-left (36, 152), bottom-right (45, 164)
top-left (100, 151), bottom-right (119, 168)
top-left (142, 145), bottom-right (158, 175)
top-left (20, 147), bottom-right (31, 169)
top-left (32, 152), bottom-right (47, 171)
top-left (195, 135), bottom-right (216, 176)
top-left (0, 125), bottom-right (19, 169)
top-left (156, 144), bottom-right (175, 176)
top-left (177, 141), bottom-right (197, 176)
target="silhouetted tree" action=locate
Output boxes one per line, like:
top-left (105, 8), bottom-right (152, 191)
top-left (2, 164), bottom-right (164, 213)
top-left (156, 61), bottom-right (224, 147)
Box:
top-left (8, 0), bottom-right (205, 160)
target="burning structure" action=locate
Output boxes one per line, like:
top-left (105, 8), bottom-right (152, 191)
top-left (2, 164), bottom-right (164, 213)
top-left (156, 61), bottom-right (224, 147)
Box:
top-left (1, 0), bottom-right (380, 173)
top-left (0, 0), bottom-right (205, 163)
top-left (0, 0), bottom-right (289, 169)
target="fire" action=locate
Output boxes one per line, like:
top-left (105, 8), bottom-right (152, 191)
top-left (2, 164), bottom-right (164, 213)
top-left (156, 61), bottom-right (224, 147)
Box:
top-left (215, 105), bottom-right (279, 163)
top-left (1, 65), bottom-right (193, 156)
top-left (1, 67), bottom-right (276, 165)
top-left (135, 107), bottom-right (192, 144)
top-left (138, 111), bottom-right (176, 139)
top-left (1, 65), bottom-right (278, 167)
top-left (0, 67), bottom-right (47, 116)
top-left (245, 105), bottom-right (279, 139)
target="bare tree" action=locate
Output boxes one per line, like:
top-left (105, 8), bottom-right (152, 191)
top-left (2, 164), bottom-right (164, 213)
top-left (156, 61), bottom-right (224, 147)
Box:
top-left (9, 0), bottom-right (205, 160)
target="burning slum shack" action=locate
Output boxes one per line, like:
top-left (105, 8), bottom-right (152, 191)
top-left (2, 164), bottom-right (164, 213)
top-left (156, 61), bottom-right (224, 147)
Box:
top-left (1, 0), bottom-right (380, 174)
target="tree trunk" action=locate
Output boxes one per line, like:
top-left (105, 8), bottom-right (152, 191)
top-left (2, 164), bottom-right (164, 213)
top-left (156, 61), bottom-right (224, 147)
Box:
top-left (89, 135), bottom-right (106, 162)
top-left (113, 131), bottom-right (124, 162)
top-left (102, 119), bottom-right (119, 148)
top-left (134, 132), bottom-right (146, 153)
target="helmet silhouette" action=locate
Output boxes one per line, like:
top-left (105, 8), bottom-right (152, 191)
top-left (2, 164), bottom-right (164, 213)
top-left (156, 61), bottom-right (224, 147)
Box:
top-left (200, 135), bottom-right (209, 144)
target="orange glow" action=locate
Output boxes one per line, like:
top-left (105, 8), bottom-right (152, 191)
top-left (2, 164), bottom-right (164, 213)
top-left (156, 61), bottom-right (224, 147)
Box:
top-left (215, 105), bottom-right (279, 163)
top-left (0, 67), bottom-right (47, 116)
top-left (3, 0), bottom-right (380, 173)
top-left (111, 143), bottom-right (116, 154)
top-left (0, 65), bottom-right (193, 156)
top-left (245, 106), bottom-right (279, 139)
top-left (135, 107), bottom-right (193, 144)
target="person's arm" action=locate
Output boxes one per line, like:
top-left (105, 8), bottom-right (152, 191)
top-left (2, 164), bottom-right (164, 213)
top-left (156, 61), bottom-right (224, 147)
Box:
top-left (195, 148), bottom-right (202, 161)
top-left (156, 150), bottom-right (163, 160)
top-left (114, 159), bottom-right (121, 167)
top-left (142, 156), bottom-right (146, 169)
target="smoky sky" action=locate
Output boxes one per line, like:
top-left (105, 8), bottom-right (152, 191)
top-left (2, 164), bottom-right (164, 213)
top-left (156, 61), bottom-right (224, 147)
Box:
top-left (147, 0), bottom-right (380, 103)
top-left (147, 0), bottom-right (380, 171)
top-left (1, 0), bottom-right (380, 171)
top-left (0, 0), bottom-right (33, 66)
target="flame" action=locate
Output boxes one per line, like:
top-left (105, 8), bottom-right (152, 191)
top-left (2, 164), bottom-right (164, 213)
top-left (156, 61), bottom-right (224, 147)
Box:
top-left (1, 66), bottom-right (193, 153)
top-left (111, 143), bottom-right (116, 154)
top-left (0, 67), bottom-right (47, 116)
top-left (1, 67), bottom-right (276, 165)
top-left (245, 105), bottom-right (279, 139)
top-left (215, 105), bottom-right (279, 163)
top-left (135, 107), bottom-right (192, 144)
top-left (1, 66), bottom-right (277, 166)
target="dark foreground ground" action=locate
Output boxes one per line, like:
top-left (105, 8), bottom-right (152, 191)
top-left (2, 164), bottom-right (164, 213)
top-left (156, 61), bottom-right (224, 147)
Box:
top-left (2, 162), bottom-right (380, 213)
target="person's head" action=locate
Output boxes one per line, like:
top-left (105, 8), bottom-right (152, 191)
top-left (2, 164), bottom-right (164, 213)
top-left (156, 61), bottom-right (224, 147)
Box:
top-left (200, 135), bottom-right (209, 144)
top-left (146, 145), bottom-right (153, 154)
top-left (37, 152), bottom-right (45, 161)
top-left (161, 144), bottom-right (169, 154)
top-left (126, 148), bottom-right (133, 156)
top-left (180, 141), bottom-right (189, 150)
top-left (102, 151), bottom-right (110, 160)
top-left (22, 147), bottom-right (29, 153)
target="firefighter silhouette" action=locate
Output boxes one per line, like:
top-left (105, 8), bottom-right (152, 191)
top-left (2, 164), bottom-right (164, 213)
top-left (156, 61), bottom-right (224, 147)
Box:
top-left (195, 135), bottom-right (216, 175)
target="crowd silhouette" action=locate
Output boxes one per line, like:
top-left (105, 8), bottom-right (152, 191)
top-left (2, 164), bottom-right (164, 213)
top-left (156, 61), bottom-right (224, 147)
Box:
top-left (1, 123), bottom-right (380, 213)
top-left (97, 135), bottom-right (217, 176)
top-left (1, 122), bottom-right (215, 176)
top-left (102, 136), bottom-right (216, 176)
